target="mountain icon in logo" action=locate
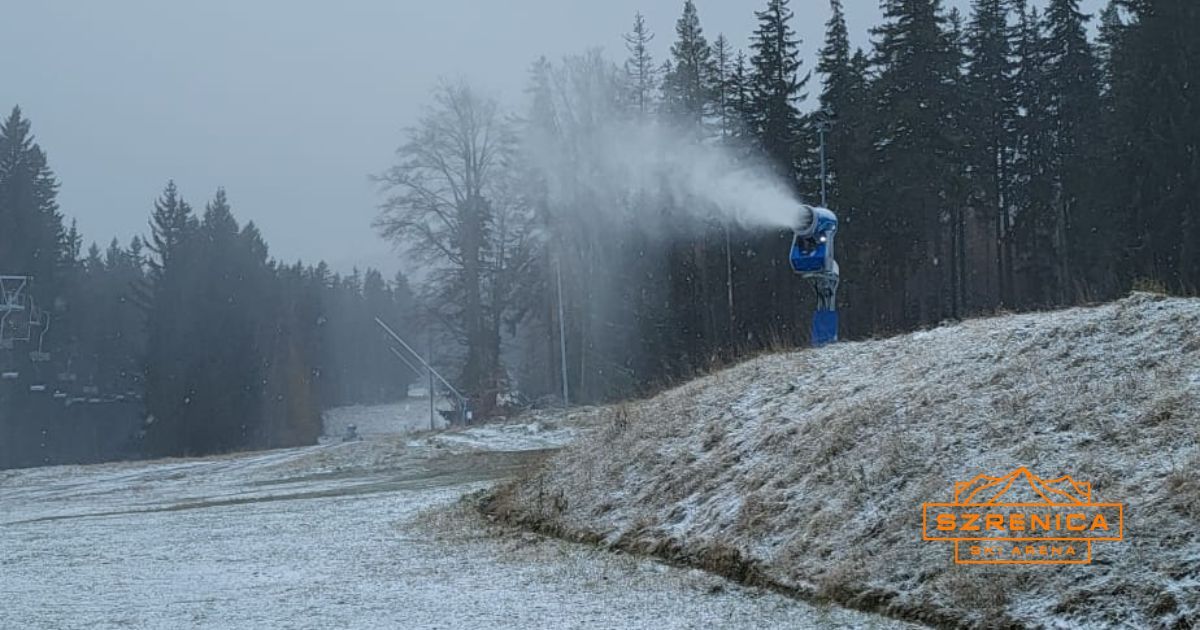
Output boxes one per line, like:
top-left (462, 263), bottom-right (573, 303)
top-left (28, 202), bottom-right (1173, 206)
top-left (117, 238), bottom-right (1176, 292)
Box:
top-left (953, 466), bottom-right (1091, 506)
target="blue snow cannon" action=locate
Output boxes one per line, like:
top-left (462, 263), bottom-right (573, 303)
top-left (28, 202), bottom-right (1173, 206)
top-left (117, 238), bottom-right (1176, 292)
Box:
top-left (789, 206), bottom-right (838, 276)
top-left (788, 205), bottom-right (840, 347)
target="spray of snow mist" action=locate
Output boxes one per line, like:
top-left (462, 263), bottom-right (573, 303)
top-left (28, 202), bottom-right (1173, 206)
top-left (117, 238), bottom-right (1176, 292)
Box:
top-left (525, 118), bottom-right (803, 237)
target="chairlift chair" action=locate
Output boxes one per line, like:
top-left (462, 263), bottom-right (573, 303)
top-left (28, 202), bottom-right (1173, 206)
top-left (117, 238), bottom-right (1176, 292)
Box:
top-left (0, 280), bottom-right (33, 344)
top-left (1, 276), bottom-right (51, 352)
top-left (0, 275), bottom-right (29, 313)
top-left (29, 307), bottom-right (51, 362)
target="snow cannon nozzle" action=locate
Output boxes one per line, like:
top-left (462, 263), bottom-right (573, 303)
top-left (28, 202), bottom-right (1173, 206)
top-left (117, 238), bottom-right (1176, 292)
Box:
top-left (792, 204), bottom-right (816, 236)
top-left (791, 204), bottom-right (836, 238)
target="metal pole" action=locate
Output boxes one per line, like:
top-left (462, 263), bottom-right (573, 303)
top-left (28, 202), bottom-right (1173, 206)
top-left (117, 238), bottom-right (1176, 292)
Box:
top-left (374, 317), bottom-right (466, 407)
top-left (386, 346), bottom-right (423, 379)
top-left (555, 257), bottom-right (569, 406)
top-left (428, 335), bottom-right (435, 430)
top-left (818, 122), bottom-right (828, 208)
top-left (724, 225), bottom-right (734, 338)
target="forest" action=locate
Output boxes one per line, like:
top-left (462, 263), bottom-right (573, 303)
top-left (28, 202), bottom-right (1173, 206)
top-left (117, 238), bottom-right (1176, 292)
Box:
top-left (0, 113), bottom-right (419, 459)
top-left (2, 0), bottom-right (1197, 459)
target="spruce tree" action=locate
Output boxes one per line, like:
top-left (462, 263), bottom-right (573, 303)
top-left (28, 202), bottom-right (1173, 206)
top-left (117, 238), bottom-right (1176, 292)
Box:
top-left (0, 106), bottom-right (65, 300)
top-left (964, 0), bottom-right (1016, 305)
top-left (818, 0), bottom-right (852, 120)
top-left (747, 0), bottom-right (808, 175)
top-left (869, 0), bottom-right (965, 326)
top-left (815, 3), bottom-right (880, 333)
top-left (144, 181), bottom-right (200, 454)
top-left (711, 34), bottom-right (737, 139)
top-left (661, 2), bottom-right (717, 354)
top-left (1008, 3), bottom-right (1058, 306)
top-left (726, 51), bottom-right (754, 148)
top-left (724, 0), bottom-right (811, 348)
top-left (1094, 0), bottom-right (1124, 92)
top-left (84, 242), bottom-right (103, 273)
top-left (1043, 0), bottom-right (1104, 298)
top-left (662, 0), bottom-right (717, 130)
top-left (623, 13), bottom-right (657, 116)
top-left (62, 219), bottom-right (82, 268)
top-left (1109, 0), bottom-right (1200, 289)
top-left (816, 0), bottom-right (853, 204)
top-left (146, 180), bottom-right (196, 279)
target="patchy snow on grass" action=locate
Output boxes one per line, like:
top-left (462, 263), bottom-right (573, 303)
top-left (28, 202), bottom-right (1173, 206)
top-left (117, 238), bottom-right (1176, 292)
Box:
top-left (398, 406), bottom-right (610, 453)
top-left (417, 421), bottom-right (577, 452)
top-left (489, 293), bottom-right (1200, 628)
top-left (321, 398), bottom-right (453, 439)
top-left (0, 404), bottom-right (911, 629)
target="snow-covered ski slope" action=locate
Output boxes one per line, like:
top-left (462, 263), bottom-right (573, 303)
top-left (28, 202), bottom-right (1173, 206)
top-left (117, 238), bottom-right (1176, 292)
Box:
top-left (490, 293), bottom-right (1200, 628)
top-left (0, 407), bottom-right (913, 629)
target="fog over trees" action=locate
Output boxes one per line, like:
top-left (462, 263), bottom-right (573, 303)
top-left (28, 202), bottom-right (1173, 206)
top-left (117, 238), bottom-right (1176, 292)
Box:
top-left (2, 0), bottom-right (1197, 464)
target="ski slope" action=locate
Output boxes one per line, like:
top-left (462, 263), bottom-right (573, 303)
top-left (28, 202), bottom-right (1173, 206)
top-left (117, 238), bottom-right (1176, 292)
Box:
top-left (0, 407), bottom-right (912, 629)
top-left (490, 293), bottom-right (1200, 628)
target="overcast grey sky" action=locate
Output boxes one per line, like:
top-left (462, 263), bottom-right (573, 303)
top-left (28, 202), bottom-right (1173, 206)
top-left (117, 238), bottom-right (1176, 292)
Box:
top-left (2, 1), bottom-right (1101, 274)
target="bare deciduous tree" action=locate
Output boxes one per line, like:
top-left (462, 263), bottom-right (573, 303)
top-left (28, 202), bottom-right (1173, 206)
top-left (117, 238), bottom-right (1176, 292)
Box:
top-left (375, 81), bottom-right (535, 417)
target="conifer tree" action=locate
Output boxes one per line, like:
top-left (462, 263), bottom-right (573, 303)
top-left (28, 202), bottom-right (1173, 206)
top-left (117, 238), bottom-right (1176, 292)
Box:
top-left (747, 0), bottom-right (808, 175)
top-left (0, 107), bottom-right (65, 299)
top-left (62, 219), bottom-right (82, 266)
top-left (143, 181), bottom-right (198, 454)
top-left (725, 51), bottom-right (754, 148)
top-left (1008, 4), bottom-right (1057, 306)
top-left (662, 1), bottom-right (717, 130)
top-left (1094, 0), bottom-right (1124, 92)
top-left (711, 34), bottom-right (737, 139)
top-left (965, 0), bottom-right (1016, 305)
top-left (816, 0), bottom-right (852, 203)
top-left (146, 180), bottom-right (196, 279)
top-left (623, 13), bottom-right (657, 116)
top-left (1108, 0), bottom-right (1200, 289)
top-left (815, 2), bottom-right (873, 331)
top-left (818, 0), bottom-right (852, 120)
top-left (869, 0), bottom-right (965, 326)
top-left (1043, 0), bottom-right (1103, 298)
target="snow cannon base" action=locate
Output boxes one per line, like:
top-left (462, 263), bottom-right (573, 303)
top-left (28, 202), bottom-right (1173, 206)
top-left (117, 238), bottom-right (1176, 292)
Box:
top-left (812, 310), bottom-right (838, 347)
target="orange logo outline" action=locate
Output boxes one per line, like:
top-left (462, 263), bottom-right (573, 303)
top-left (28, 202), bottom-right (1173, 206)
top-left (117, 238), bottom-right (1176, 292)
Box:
top-left (921, 467), bottom-right (1124, 565)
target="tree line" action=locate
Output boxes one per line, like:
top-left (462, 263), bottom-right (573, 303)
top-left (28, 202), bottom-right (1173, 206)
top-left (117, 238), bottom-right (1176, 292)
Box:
top-left (1, 108), bottom-right (418, 458)
top-left (4, 0), bottom-right (1195, 454)
top-left (378, 0), bottom-right (1198, 411)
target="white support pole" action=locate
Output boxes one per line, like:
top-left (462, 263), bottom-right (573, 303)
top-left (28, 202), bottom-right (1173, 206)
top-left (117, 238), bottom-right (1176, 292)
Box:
top-left (374, 317), bottom-right (467, 421)
top-left (428, 339), bottom-right (435, 431)
top-left (555, 258), bottom-right (569, 406)
top-left (387, 345), bottom-right (424, 379)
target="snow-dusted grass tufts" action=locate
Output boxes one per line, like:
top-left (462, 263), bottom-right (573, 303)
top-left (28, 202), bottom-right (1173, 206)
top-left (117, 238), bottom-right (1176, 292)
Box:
top-left (485, 293), bottom-right (1200, 628)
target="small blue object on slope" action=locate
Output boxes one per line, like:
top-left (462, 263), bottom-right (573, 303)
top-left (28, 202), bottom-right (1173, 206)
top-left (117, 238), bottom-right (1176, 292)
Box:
top-left (788, 205), bottom-right (840, 348)
top-left (811, 309), bottom-right (839, 347)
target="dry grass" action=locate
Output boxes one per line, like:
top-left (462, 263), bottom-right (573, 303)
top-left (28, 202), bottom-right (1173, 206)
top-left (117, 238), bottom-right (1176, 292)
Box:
top-left (484, 293), bottom-right (1200, 628)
